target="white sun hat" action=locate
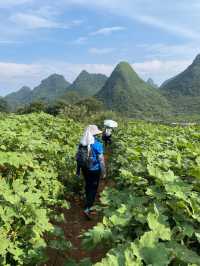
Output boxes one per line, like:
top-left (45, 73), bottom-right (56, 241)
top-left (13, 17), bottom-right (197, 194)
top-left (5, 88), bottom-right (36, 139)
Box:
top-left (104, 120), bottom-right (118, 128)
top-left (89, 125), bottom-right (102, 135)
top-left (80, 125), bottom-right (102, 146)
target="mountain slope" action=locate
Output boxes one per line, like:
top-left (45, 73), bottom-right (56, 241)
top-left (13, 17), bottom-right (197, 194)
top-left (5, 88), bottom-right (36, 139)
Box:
top-left (32, 74), bottom-right (70, 103)
top-left (0, 97), bottom-right (8, 112)
top-left (5, 86), bottom-right (33, 110)
top-left (160, 54), bottom-right (200, 114)
top-left (147, 78), bottom-right (158, 88)
top-left (96, 62), bottom-right (171, 119)
top-left (67, 70), bottom-right (107, 98)
top-left (4, 74), bottom-right (71, 110)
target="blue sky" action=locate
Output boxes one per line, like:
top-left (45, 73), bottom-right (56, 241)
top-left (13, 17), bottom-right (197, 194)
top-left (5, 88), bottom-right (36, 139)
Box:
top-left (0, 0), bottom-right (200, 95)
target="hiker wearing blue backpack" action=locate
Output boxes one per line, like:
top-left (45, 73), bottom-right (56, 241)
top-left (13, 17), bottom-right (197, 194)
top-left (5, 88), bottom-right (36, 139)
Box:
top-left (76, 125), bottom-right (106, 218)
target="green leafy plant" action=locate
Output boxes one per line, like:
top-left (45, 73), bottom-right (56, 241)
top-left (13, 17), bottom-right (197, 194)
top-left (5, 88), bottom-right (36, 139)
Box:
top-left (83, 122), bottom-right (200, 265)
top-left (0, 112), bottom-right (82, 265)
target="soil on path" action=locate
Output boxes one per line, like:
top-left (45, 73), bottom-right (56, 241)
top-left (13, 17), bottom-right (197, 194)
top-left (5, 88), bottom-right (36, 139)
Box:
top-left (43, 154), bottom-right (111, 266)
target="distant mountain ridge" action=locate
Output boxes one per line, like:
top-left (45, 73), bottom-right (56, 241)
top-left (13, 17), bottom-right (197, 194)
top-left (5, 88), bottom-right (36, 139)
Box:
top-left (4, 71), bottom-right (107, 110)
top-left (147, 78), bottom-right (158, 88)
top-left (160, 54), bottom-right (200, 114)
top-left (32, 74), bottom-right (70, 103)
top-left (96, 62), bottom-right (171, 119)
top-left (4, 55), bottom-right (200, 119)
top-left (5, 86), bottom-right (33, 111)
top-left (161, 55), bottom-right (200, 96)
top-left (5, 74), bottom-right (70, 111)
top-left (66, 70), bottom-right (107, 98)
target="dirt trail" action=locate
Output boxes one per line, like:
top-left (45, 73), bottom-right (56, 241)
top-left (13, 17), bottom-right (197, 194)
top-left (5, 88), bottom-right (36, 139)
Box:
top-left (43, 154), bottom-right (111, 266)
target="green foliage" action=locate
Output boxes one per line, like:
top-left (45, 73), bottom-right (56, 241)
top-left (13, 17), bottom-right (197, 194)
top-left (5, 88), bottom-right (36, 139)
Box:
top-left (0, 113), bottom-right (82, 265)
top-left (17, 101), bottom-right (47, 114)
top-left (45, 100), bottom-right (69, 116)
top-left (60, 104), bottom-right (88, 122)
top-left (15, 98), bottom-right (121, 128)
top-left (59, 99), bottom-right (122, 126)
top-left (17, 100), bottom-right (72, 116)
top-left (62, 91), bottom-right (82, 105)
top-left (165, 113), bottom-right (200, 123)
top-left (77, 97), bottom-right (104, 113)
top-left (87, 110), bottom-right (123, 128)
top-left (83, 122), bottom-right (200, 265)
top-left (96, 62), bottom-right (171, 119)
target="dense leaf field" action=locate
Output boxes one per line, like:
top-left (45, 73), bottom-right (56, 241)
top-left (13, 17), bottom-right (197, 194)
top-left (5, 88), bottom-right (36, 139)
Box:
top-left (2, 114), bottom-right (200, 266)
top-left (0, 113), bottom-right (82, 265)
top-left (83, 122), bottom-right (200, 266)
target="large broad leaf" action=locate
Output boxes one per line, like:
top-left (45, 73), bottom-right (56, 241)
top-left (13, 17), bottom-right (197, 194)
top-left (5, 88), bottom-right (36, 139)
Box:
top-left (133, 231), bottom-right (171, 266)
top-left (95, 245), bottom-right (142, 266)
top-left (0, 237), bottom-right (10, 254)
top-left (147, 212), bottom-right (171, 240)
top-left (82, 223), bottom-right (112, 250)
top-left (167, 242), bottom-right (200, 264)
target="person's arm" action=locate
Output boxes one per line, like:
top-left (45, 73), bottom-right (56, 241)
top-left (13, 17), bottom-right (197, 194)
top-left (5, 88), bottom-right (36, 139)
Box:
top-left (94, 141), bottom-right (106, 178)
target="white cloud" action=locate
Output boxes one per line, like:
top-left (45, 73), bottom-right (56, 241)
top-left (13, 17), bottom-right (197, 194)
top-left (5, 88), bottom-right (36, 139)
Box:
top-left (89, 47), bottom-right (115, 55)
top-left (138, 43), bottom-right (200, 59)
top-left (60, 0), bottom-right (200, 40)
top-left (10, 13), bottom-right (63, 29)
top-left (34, 5), bottom-right (61, 18)
top-left (71, 19), bottom-right (84, 26)
top-left (72, 36), bottom-right (88, 45)
top-left (0, 40), bottom-right (21, 44)
top-left (2, 1), bottom-right (199, 40)
top-left (0, 62), bottom-right (50, 95)
top-left (71, 25), bottom-right (124, 45)
top-left (0, 61), bottom-right (114, 95)
top-left (0, 0), bottom-right (32, 8)
top-left (133, 59), bottom-right (192, 85)
top-left (90, 26), bottom-right (126, 36)
top-left (0, 59), bottom-right (194, 95)
top-left (134, 15), bottom-right (199, 40)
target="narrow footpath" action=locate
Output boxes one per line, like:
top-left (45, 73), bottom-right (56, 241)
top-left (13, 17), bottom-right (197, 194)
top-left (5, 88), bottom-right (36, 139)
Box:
top-left (43, 154), bottom-right (111, 266)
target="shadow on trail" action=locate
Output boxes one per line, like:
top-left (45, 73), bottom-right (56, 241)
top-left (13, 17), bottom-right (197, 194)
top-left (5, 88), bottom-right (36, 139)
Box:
top-left (43, 153), bottom-right (112, 266)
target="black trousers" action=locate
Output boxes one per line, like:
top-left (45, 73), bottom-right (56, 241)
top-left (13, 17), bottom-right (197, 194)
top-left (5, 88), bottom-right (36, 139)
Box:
top-left (82, 168), bottom-right (101, 209)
